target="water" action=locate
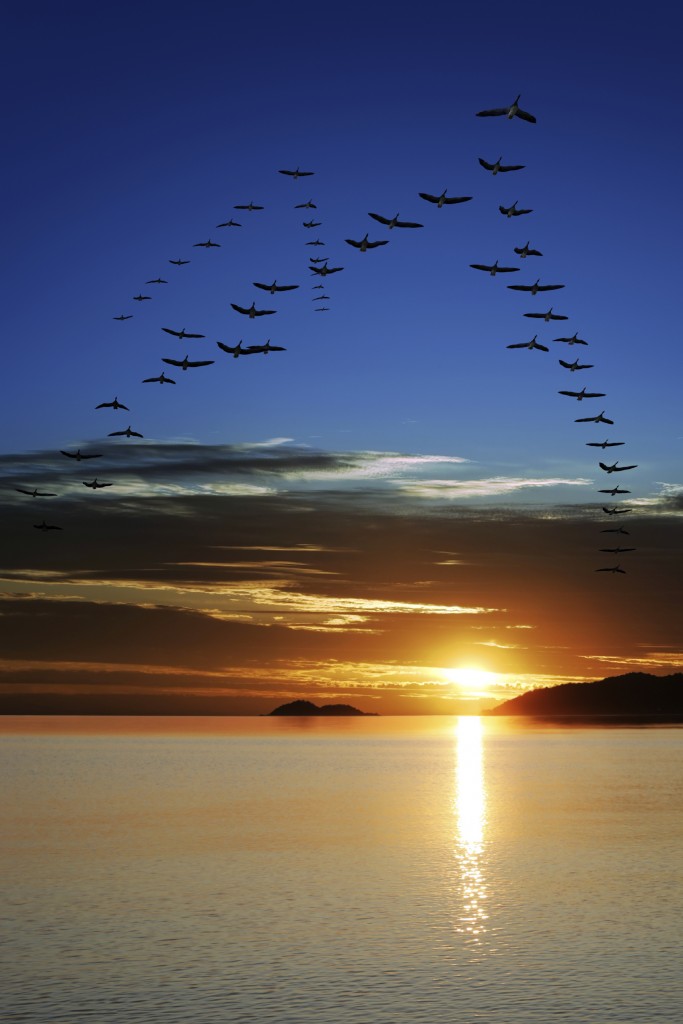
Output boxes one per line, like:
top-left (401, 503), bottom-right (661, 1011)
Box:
top-left (2, 715), bottom-right (682, 1023)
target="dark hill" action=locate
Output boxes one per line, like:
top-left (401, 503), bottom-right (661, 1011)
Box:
top-left (486, 672), bottom-right (683, 718)
top-left (269, 700), bottom-right (376, 716)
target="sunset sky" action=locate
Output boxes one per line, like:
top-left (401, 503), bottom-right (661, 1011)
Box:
top-left (2, 1), bottom-right (681, 714)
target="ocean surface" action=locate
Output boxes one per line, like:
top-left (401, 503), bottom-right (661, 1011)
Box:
top-left (2, 715), bottom-right (682, 1024)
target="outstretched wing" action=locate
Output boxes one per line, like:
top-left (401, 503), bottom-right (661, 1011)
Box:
top-left (476, 106), bottom-right (508, 117)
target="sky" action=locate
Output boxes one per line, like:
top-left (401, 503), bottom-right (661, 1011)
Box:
top-left (1, 0), bottom-right (682, 714)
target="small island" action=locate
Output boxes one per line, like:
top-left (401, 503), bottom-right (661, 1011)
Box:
top-left (268, 700), bottom-right (377, 716)
top-left (486, 672), bottom-right (683, 719)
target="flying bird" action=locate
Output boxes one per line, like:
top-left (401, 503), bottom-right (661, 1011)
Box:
top-left (419, 190), bottom-right (472, 207)
top-left (595, 565), bottom-right (626, 574)
top-left (599, 461), bottom-right (638, 473)
top-left (305, 239), bottom-right (326, 246)
top-left (576, 411), bottom-right (614, 424)
top-left (599, 486), bottom-right (631, 496)
top-left (508, 279), bottom-right (564, 294)
top-left (314, 307), bottom-right (330, 312)
top-left (524, 308), bottom-right (568, 322)
top-left (169, 258), bottom-right (190, 265)
top-left (368, 212), bottom-right (423, 229)
top-left (603, 506), bottom-right (632, 515)
top-left (309, 256), bottom-right (329, 264)
top-left (507, 335), bottom-right (548, 352)
top-left (559, 359), bottom-right (593, 371)
top-left (559, 387), bottom-right (606, 400)
top-left (146, 278), bottom-right (168, 284)
top-left (162, 327), bottom-right (205, 339)
top-left (83, 478), bottom-right (113, 489)
top-left (216, 219), bottom-right (241, 227)
top-left (253, 280), bottom-right (299, 294)
top-left (34, 521), bottom-right (62, 531)
top-left (234, 201), bottom-right (264, 211)
top-left (310, 264), bottom-right (343, 276)
top-left (312, 294), bottom-right (330, 300)
top-left (476, 94), bottom-right (537, 123)
top-left (108, 425), bottom-right (143, 438)
top-left (279, 168), bottom-right (314, 179)
top-left (217, 341), bottom-right (253, 358)
top-left (601, 527), bottom-right (630, 534)
top-left (193, 239), bottom-right (221, 248)
top-left (470, 261), bottom-right (519, 275)
top-left (599, 547), bottom-right (636, 554)
top-left (113, 314), bottom-right (133, 320)
top-left (61, 449), bottom-right (102, 461)
top-left (96, 397), bottom-right (129, 410)
top-left (478, 156), bottom-right (525, 174)
top-left (133, 294), bottom-right (151, 301)
top-left (303, 219), bottom-right (322, 228)
top-left (312, 284), bottom-right (325, 289)
top-left (162, 355), bottom-right (215, 371)
top-left (295, 200), bottom-right (317, 209)
top-left (514, 242), bottom-right (542, 258)
top-left (554, 332), bottom-right (589, 346)
top-left (142, 373), bottom-right (176, 384)
top-left (231, 302), bottom-right (276, 318)
top-left (246, 340), bottom-right (286, 355)
top-left (15, 487), bottom-right (57, 497)
top-left (586, 439), bottom-right (625, 448)
top-left (500, 201), bottom-right (532, 218)
top-left (345, 234), bottom-right (389, 252)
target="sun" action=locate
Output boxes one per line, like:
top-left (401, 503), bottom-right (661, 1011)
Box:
top-left (446, 666), bottom-right (499, 695)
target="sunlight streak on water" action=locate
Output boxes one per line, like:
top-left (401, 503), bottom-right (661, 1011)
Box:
top-left (453, 716), bottom-right (489, 944)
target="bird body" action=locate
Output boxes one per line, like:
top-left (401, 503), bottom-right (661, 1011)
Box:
top-left (162, 355), bottom-right (214, 371)
top-left (507, 335), bottom-right (548, 352)
top-left (368, 212), bottom-right (423, 229)
top-left (476, 95), bottom-right (536, 123)
top-left (345, 233), bottom-right (388, 252)
top-left (96, 397), bottom-right (129, 410)
top-left (419, 190), bottom-right (472, 207)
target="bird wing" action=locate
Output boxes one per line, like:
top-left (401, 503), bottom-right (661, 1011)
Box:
top-left (186, 359), bottom-right (215, 367)
top-left (470, 264), bottom-right (493, 272)
top-left (418, 193), bottom-right (439, 203)
top-left (368, 212), bottom-right (391, 225)
top-left (507, 284), bottom-right (533, 291)
top-left (478, 158), bottom-right (495, 170)
top-left (253, 282), bottom-right (271, 291)
top-left (95, 402), bottom-right (113, 408)
top-left (162, 358), bottom-right (183, 366)
top-left (534, 342), bottom-right (549, 351)
top-left (549, 314), bottom-right (568, 320)
top-left (499, 164), bottom-right (526, 172)
top-left (476, 107), bottom-right (508, 117)
top-left (216, 342), bottom-right (237, 354)
top-left (162, 327), bottom-right (181, 337)
top-left (614, 465), bottom-right (638, 471)
top-left (345, 239), bottom-right (362, 247)
top-left (254, 308), bottom-right (276, 316)
top-left (365, 240), bottom-right (389, 247)
top-left (537, 284), bottom-right (564, 291)
top-left (497, 267), bottom-right (520, 272)
top-left (598, 463), bottom-right (612, 471)
top-left (584, 392), bottom-right (606, 398)
top-left (184, 331), bottom-right (205, 338)
top-left (559, 390), bottom-right (581, 397)
top-left (515, 108), bottom-right (537, 124)
top-left (506, 343), bottom-right (528, 349)
top-left (231, 304), bottom-right (250, 314)
top-left (395, 219), bottom-right (423, 228)
top-left (274, 284), bottom-right (298, 291)
top-left (142, 376), bottom-right (161, 382)
top-left (443, 196), bottom-right (472, 204)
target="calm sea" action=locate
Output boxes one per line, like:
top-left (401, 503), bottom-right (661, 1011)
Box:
top-left (2, 715), bottom-right (682, 1023)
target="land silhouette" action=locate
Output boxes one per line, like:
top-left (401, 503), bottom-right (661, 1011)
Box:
top-left (487, 672), bottom-right (683, 718)
top-left (269, 700), bottom-right (377, 716)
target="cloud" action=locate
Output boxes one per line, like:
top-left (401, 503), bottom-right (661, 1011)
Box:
top-left (399, 476), bottom-right (592, 500)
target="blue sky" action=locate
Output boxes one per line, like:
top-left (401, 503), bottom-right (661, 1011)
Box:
top-left (1, 1), bottom-right (681, 713)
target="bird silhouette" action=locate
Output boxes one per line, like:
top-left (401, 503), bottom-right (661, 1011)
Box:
top-left (305, 239), bottom-right (326, 246)
top-left (559, 359), bottom-right (593, 371)
top-left (479, 156), bottom-right (525, 174)
top-left (507, 335), bottom-right (548, 352)
top-left (162, 327), bottom-right (205, 339)
top-left (419, 190), bottom-right (472, 207)
top-left (476, 94), bottom-right (536, 123)
top-left (83, 478), bottom-right (113, 489)
top-left (603, 506), bottom-right (632, 515)
top-left (500, 201), bottom-right (532, 218)
top-left (601, 526), bottom-right (630, 534)
top-left (15, 487), bottom-right (57, 497)
top-left (113, 314), bottom-right (133, 320)
top-left (576, 411), bottom-right (614, 424)
top-left (279, 167), bottom-right (314, 179)
top-left (133, 294), bottom-right (151, 301)
top-left (595, 565), bottom-right (626, 574)
top-left (246, 340), bottom-right (286, 354)
top-left (303, 219), bottom-right (322, 228)
top-left (514, 242), bottom-right (542, 258)
top-left (96, 397), bottom-right (129, 410)
top-left (554, 332), bottom-right (588, 346)
top-left (142, 373), bottom-right (176, 384)
top-left (599, 486), bottom-right (631, 496)
top-left (346, 234), bottom-right (389, 252)
top-left (61, 449), bottom-right (102, 461)
top-left (162, 355), bottom-right (215, 371)
top-left (470, 261), bottom-right (519, 275)
top-left (508, 279), bottom-right (564, 294)
top-left (525, 308), bottom-right (568, 322)
top-left (368, 212), bottom-right (423, 229)
top-left (34, 520), bottom-right (62, 531)
top-left (108, 425), bottom-right (143, 438)
top-left (216, 341), bottom-right (251, 358)
top-left (586, 439), bottom-right (625, 448)
top-left (253, 280), bottom-right (299, 294)
top-left (599, 546), bottom-right (636, 554)
top-left (231, 302), bottom-right (276, 318)
top-left (559, 387), bottom-right (606, 400)
top-left (310, 264), bottom-right (343, 276)
top-left (294, 200), bottom-right (317, 209)
top-left (193, 239), bottom-right (221, 248)
top-left (168, 258), bottom-right (190, 265)
top-left (599, 461), bottom-right (638, 473)
top-left (216, 219), bottom-right (241, 227)
top-left (146, 278), bottom-right (167, 284)
top-left (234, 201), bottom-right (264, 211)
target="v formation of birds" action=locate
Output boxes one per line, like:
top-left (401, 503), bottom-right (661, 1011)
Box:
top-left (20, 96), bottom-right (637, 574)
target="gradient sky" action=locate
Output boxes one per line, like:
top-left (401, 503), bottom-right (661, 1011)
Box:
top-left (2, 1), bottom-right (682, 714)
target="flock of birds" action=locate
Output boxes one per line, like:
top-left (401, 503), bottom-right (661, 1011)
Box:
top-left (18, 94), bottom-right (637, 573)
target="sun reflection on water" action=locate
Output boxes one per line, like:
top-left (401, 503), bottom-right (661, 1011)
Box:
top-left (454, 716), bottom-right (489, 943)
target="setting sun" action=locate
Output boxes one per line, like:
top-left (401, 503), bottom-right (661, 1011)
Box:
top-left (446, 667), bottom-right (499, 695)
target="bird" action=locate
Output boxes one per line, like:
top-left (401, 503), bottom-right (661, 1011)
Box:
top-left (476, 94), bottom-right (537, 123)
top-left (142, 372), bottom-right (176, 384)
top-left (599, 486), bottom-right (631, 496)
top-left (146, 278), bottom-right (168, 284)
top-left (15, 487), bottom-right (57, 497)
top-left (312, 294), bottom-right (330, 301)
top-left (601, 527), bottom-right (630, 535)
top-left (61, 449), bottom-right (102, 461)
top-left (500, 201), bottom-right (532, 218)
top-left (478, 156), bottom-right (525, 174)
top-left (586, 439), bottom-right (624, 448)
top-left (162, 327), bottom-right (205, 339)
top-left (576, 411), bottom-right (614, 424)
top-left (470, 261), bottom-right (519, 275)
top-left (368, 212), bottom-right (423, 229)
top-left (217, 340), bottom-right (252, 358)
top-left (603, 506), bottom-right (632, 515)
top-left (295, 200), bottom-right (317, 209)
top-left (554, 332), bottom-right (588, 346)
top-left (246, 340), bottom-right (286, 355)
top-left (310, 264), bottom-right (343, 276)
top-left (169, 258), bottom-right (190, 265)
top-left (96, 397), bottom-right (129, 410)
top-left (599, 461), bottom-right (638, 473)
top-left (514, 242), bottom-right (542, 258)
top-left (231, 302), bottom-right (276, 318)
top-left (234, 201), bottom-right (264, 211)
top-left (253, 280), bottom-right (299, 294)
top-left (305, 239), bottom-right (326, 246)
top-left (108, 425), bottom-right (143, 438)
top-left (309, 256), bottom-right (329, 264)
top-left (507, 335), bottom-right (548, 352)
top-left (216, 219), bottom-right (241, 227)
top-left (34, 520), bottom-right (62, 531)
top-left (346, 234), bottom-right (389, 252)
top-left (600, 546), bottom-right (636, 554)
top-left (559, 387), bottom-right (606, 400)
top-left (508, 279), bottom-right (564, 294)
top-left (193, 239), bottom-right (221, 248)
top-left (314, 307), bottom-right (330, 312)
top-left (162, 355), bottom-right (215, 371)
top-left (83, 478), bottom-right (113, 489)
top-left (303, 219), bottom-right (322, 228)
top-left (133, 294), bottom-right (151, 301)
top-left (595, 565), bottom-right (626, 574)
top-left (525, 308), bottom-right (568, 322)
top-left (113, 314), bottom-right (133, 320)
top-left (419, 190), bottom-right (472, 207)
top-left (559, 358), bottom-right (593, 371)
top-left (312, 284), bottom-right (325, 289)
top-left (279, 167), bottom-right (314, 179)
